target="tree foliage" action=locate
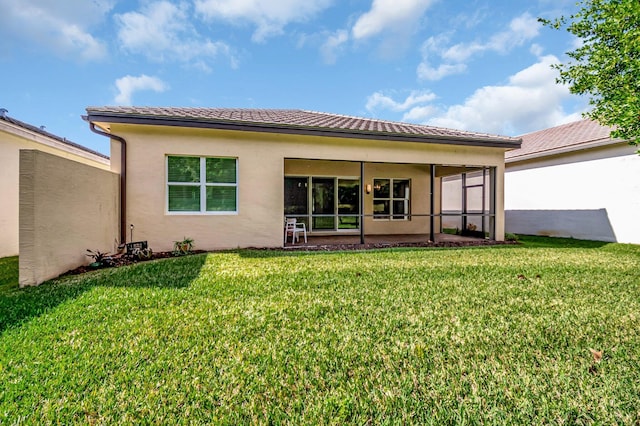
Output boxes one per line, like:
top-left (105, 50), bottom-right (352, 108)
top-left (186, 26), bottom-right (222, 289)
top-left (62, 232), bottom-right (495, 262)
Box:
top-left (541, 0), bottom-right (640, 148)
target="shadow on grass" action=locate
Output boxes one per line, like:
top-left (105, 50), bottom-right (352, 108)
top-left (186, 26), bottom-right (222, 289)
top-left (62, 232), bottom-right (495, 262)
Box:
top-left (0, 254), bottom-right (207, 334)
top-left (0, 256), bottom-right (19, 294)
top-left (517, 235), bottom-right (611, 249)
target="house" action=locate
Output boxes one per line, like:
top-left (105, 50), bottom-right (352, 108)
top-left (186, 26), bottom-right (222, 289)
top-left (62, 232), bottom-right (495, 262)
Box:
top-left (0, 109), bottom-right (110, 258)
top-left (84, 107), bottom-right (520, 252)
top-left (504, 119), bottom-right (640, 244)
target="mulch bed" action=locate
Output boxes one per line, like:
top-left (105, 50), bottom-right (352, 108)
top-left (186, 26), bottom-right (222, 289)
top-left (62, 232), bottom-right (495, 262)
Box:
top-left (63, 250), bottom-right (207, 276)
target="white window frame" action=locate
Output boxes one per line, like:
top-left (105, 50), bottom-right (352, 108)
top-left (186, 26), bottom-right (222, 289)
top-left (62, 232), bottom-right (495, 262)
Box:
top-left (372, 177), bottom-right (411, 221)
top-left (166, 156), bottom-right (238, 215)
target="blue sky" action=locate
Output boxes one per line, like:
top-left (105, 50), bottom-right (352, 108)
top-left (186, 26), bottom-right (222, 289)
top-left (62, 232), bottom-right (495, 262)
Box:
top-left (1, 0), bottom-right (587, 155)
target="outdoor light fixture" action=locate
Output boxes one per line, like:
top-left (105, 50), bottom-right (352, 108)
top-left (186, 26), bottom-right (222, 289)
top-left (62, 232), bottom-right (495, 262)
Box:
top-left (130, 224), bottom-right (134, 243)
top-left (365, 184), bottom-right (372, 194)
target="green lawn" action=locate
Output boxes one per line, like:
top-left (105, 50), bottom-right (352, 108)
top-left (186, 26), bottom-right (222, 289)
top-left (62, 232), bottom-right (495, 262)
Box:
top-left (1, 237), bottom-right (639, 424)
top-left (0, 256), bottom-right (18, 294)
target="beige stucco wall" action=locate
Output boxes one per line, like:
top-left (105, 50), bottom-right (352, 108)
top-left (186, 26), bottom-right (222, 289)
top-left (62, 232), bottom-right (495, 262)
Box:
top-left (107, 123), bottom-right (508, 251)
top-left (0, 122), bottom-right (109, 258)
top-left (19, 150), bottom-right (119, 286)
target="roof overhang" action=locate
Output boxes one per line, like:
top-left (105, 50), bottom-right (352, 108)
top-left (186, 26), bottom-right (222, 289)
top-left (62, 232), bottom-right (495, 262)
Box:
top-left (86, 112), bottom-right (522, 150)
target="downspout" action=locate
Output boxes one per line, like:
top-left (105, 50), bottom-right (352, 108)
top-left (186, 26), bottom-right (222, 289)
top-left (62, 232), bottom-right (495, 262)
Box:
top-left (88, 122), bottom-right (127, 244)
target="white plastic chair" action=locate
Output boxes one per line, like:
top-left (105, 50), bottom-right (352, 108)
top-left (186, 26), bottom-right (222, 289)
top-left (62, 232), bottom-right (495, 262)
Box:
top-left (284, 218), bottom-right (307, 244)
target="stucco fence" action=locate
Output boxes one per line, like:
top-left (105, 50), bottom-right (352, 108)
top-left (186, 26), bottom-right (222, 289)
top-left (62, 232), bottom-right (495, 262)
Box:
top-left (19, 150), bottom-right (119, 287)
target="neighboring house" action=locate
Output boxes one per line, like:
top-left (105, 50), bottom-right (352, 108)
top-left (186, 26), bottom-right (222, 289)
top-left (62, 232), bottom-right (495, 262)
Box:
top-left (85, 107), bottom-right (520, 251)
top-left (0, 109), bottom-right (110, 258)
top-left (505, 119), bottom-right (640, 244)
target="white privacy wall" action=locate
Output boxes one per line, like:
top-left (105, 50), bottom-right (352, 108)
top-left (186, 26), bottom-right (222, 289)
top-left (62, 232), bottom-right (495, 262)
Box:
top-left (505, 145), bottom-right (640, 243)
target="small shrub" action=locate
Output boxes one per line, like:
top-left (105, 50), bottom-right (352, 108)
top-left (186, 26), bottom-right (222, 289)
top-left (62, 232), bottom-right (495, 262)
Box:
top-left (505, 233), bottom-right (520, 242)
top-left (173, 237), bottom-right (194, 256)
top-left (86, 249), bottom-right (112, 268)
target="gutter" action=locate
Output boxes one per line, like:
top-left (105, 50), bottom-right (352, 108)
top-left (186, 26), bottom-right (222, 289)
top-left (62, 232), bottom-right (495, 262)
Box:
top-left (87, 120), bottom-right (128, 244)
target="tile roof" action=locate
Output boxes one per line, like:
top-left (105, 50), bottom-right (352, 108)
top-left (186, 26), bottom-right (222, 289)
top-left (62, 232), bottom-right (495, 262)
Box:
top-left (506, 119), bottom-right (616, 161)
top-left (86, 106), bottom-right (520, 147)
top-left (0, 113), bottom-right (109, 159)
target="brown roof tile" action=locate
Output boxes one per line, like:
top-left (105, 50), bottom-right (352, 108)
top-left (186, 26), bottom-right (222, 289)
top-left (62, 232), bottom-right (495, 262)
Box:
top-left (507, 119), bottom-right (616, 161)
top-left (86, 106), bottom-right (520, 147)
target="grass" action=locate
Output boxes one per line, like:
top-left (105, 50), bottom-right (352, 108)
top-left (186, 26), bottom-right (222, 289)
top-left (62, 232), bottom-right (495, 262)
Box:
top-left (0, 256), bottom-right (18, 293)
top-left (0, 237), bottom-right (639, 424)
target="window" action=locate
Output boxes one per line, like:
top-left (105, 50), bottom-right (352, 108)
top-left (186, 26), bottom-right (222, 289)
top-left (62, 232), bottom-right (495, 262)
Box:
top-left (167, 156), bottom-right (237, 213)
top-left (373, 178), bottom-right (410, 220)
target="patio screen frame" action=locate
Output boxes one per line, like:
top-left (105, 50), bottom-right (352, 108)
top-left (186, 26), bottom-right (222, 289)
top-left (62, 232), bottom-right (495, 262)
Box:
top-left (284, 159), bottom-right (498, 243)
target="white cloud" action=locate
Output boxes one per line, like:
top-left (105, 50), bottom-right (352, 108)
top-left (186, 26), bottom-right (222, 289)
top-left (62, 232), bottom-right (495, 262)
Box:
top-left (530, 43), bottom-right (544, 57)
top-left (320, 30), bottom-right (349, 64)
top-left (114, 75), bottom-right (168, 106)
top-left (401, 105), bottom-right (438, 122)
top-left (418, 13), bottom-right (542, 81)
top-left (368, 56), bottom-right (583, 135)
top-left (316, 0), bottom-right (434, 63)
top-left (116, 1), bottom-right (234, 69)
top-left (425, 55), bottom-right (582, 134)
top-left (442, 13), bottom-right (540, 62)
top-left (417, 62), bottom-right (467, 81)
top-left (352, 0), bottom-right (435, 40)
top-left (366, 90), bottom-right (437, 112)
top-left (195, 0), bottom-right (333, 42)
top-left (0, 0), bottom-right (112, 60)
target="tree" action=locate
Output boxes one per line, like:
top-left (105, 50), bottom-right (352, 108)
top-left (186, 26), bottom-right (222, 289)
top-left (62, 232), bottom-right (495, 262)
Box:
top-left (540, 0), bottom-right (640, 149)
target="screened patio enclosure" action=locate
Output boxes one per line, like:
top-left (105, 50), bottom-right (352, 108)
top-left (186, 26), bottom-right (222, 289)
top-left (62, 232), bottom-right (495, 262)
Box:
top-left (284, 159), bottom-right (498, 243)
top-left (440, 166), bottom-right (497, 237)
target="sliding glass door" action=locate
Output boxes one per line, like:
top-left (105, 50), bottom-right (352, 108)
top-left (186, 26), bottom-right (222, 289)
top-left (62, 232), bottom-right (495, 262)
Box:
top-left (312, 178), bottom-right (335, 230)
top-left (284, 177), bottom-right (309, 228)
top-left (285, 176), bottom-right (360, 232)
top-left (337, 179), bottom-right (360, 229)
